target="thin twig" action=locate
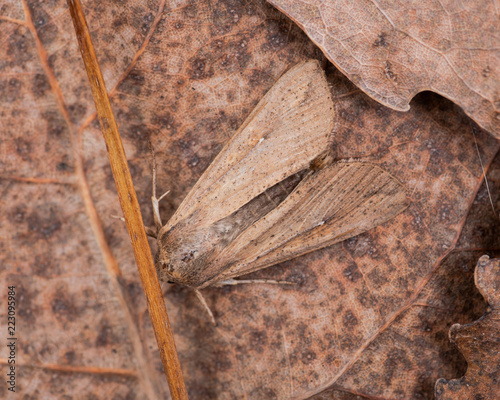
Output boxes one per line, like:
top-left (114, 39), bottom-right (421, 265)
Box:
top-left (66, 1), bottom-right (188, 399)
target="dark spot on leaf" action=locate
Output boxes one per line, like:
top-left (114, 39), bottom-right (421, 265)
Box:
top-left (39, 20), bottom-right (58, 45)
top-left (122, 123), bottom-right (150, 149)
top-left (263, 21), bottom-right (289, 51)
top-left (51, 291), bottom-right (78, 322)
top-left (41, 111), bottom-right (66, 137)
top-left (9, 206), bottom-right (27, 223)
top-left (31, 73), bottom-right (51, 97)
top-left (343, 263), bottom-right (362, 282)
top-left (32, 254), bottom-right (60, 278)
top-left (56, 156), bottom-right (74, 172)
top-left (128, 159), bottom-right (144, 181)
top-left (64, 350), bottom-right (76, 364)
top-left (14, 138), bottom-right (32, 160)
top-left (212, 349), bottom-right (232, 372)
top-left (248, 68), bottom-right (273, 90)
top-left (15, 283), bottom-right (38, 324)
top-left (187, 154), bottom-right (199, 168)
top-left (367, 268), bottom-right (389, 287)
top-left (120, 70), bottom-right (145, 96)
top-left (0, 78), bottom-right (23, 103)
top-left (342, 310), bottom-right (358, 327)
top-left (189, 56), bottom-right (214, 80)
top-left (7, 27), bottom-right (33, 66)
top-left (249, 330), bottom-right (267, 353)
top-left (26, 205), bottom-right (62, 239)
top-left (384, 61), bottom-right (397, 81)
top-left (125, 281), bottom-right (143, 307)
top-left (48, 53), bottom-right (57, 70)
top-left (249, 387), bottom-right (277, 398)
top-left (141, 13), bottom-right (154, 34)
top-left (186, 382), bottom-right (216, 399)
top-left (96, 319), bottom-right (117, 347)
top-left (68, 102), bottom-right (88, 124)
top-left (152, 111), bottom-right (178, 135)
top-left (301, 350), bottom-right (317, 364)
top-left (374, 32), bottom-right (389, 47)
top-left (28, 3), bottom-right (58, 44)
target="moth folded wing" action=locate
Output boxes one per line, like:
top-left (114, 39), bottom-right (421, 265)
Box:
top-left (158, 170), bottom-right (310, 288)
top-left (201, 162), bottom-right (409, 286)
top-left (166, 60), bottom-right (335, 230)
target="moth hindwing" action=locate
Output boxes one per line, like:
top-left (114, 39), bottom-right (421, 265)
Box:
top-left (154, 60), bottom-right (408, 289)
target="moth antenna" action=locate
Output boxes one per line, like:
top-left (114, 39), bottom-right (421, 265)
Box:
top-left (212, 278), bottom-right (295, 286)
top-left (472, 126), bottom-right (497, 217)
top-left (158, 190), bottom-right (170, 202)
top-left (150, 142), bottom-right (169, 232)
top-left (194, 289), bottom-right (216, 326)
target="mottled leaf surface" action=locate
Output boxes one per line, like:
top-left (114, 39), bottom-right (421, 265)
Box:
top-left (0, 0), bottom-right (499, 399)
top-left (268, 0), bottom-right (500, 137)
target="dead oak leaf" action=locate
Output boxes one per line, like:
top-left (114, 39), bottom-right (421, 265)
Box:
top-left (435, 256), bottom-right (500, 400)
top-left (268, 0), bottom-right (500, 137)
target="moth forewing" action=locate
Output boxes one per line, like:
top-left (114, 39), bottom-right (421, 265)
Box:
top-left (199, 161), bottom-right (409, 287)
top-left (163, 60), bottom-right (335, 230)
top-left (154, 60), bottom-right (409, 291)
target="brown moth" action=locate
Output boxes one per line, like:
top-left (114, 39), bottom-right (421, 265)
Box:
top-left (149, 60), bottom-right (408, 319)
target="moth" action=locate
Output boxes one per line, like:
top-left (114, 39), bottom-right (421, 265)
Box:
top-left (148, 60), bottom-right (409, 321)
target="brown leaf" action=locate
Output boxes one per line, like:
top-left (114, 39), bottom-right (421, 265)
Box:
top-left (267, 0), bottom-right (500, 138)
top-left (1, 0), bottom-right (499, 399)
top-left (435, 256), bottom-right (500, 400)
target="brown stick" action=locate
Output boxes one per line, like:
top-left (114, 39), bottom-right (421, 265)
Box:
top-left (65, 1), bottom-right (188, 398)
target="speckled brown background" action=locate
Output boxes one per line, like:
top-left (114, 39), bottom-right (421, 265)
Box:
top-left (1, 0), bottom-right (499, 399)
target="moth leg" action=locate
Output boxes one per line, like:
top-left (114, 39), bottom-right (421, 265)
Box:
top-left (145, 226), bottom-right (157, 238)
top-left (194, 289), bottom-right (216, 326)
top-left (212, 278), bottom-right (295, 286)
top-left (111, 214), bottom-right (125, 223)
top-left (150, 143), bottom-right (169, 232)
top-left (151, 190), bottom-right (169, 233)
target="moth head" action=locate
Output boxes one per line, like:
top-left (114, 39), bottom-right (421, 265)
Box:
top-left (154, 222), bottom-right (205, 286)
top-left (154, 241), bottom-right (186, 285)
top-left (154, 248), bottom-right (173, 280)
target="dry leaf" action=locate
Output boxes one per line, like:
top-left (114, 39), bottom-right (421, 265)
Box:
top-left (268, 0), bottom-right (500, 137)
top-left (1, 0), bottom-right (499, 399)
top-left (435, 256), bottom-right (500, 400)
